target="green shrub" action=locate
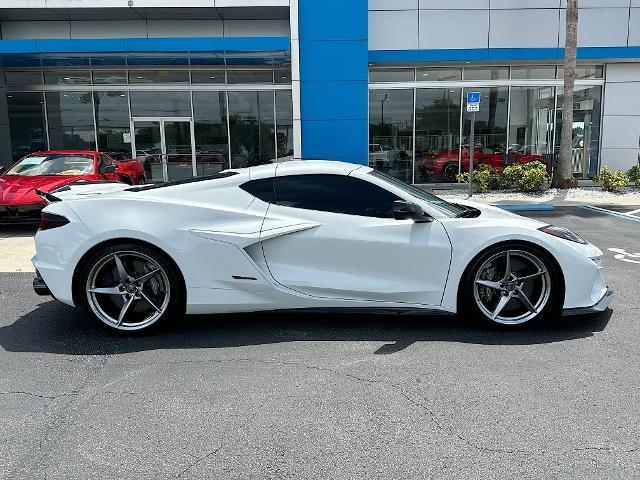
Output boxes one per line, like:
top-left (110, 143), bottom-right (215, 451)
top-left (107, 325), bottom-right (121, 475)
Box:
top-left (594, 166), bottom-right (629, 192)
top-left (627, 164), bottom-right (640, 186)
top-left (457, 161), bottom-right (549, 193)
top-left (503, 161), bottom-right (549, 192)
top-left (456, 165), bottom-right (503, 193)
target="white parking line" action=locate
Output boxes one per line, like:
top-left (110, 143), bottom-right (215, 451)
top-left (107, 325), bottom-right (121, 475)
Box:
top-left (581, 205), bottom-right (640, 223)
top-left (608, 248), bottom-right (640, 265)
top-left (627, 208), bottom-right (640, 216)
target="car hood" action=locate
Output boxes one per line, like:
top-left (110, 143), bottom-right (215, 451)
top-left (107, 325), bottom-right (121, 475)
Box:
top-left (0, 175), bottom-right (78, 206)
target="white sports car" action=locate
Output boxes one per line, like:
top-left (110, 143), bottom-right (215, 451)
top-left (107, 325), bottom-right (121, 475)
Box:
top-left (32, 161), bottom-right (612, 333)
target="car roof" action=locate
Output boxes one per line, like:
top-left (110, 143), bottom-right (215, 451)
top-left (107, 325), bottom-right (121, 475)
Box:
top-left (247, 160), bottom-right (367, 179)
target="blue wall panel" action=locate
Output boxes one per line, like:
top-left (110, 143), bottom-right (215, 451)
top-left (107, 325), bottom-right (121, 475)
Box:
top-left (300, 81), bottom-right (369, 121)
top-left (302, 120), bottom-right (369, 162)
top-left (299, 0), bottom-right (369, 164)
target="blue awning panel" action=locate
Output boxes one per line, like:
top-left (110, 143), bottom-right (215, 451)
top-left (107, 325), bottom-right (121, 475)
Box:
top-left (0, 36), bottom-right (290, 66)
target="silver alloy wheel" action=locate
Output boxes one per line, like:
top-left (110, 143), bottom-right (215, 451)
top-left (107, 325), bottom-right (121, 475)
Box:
top-left (85, 251), bottom-right (171, 331)
top-left (473, 249), bottom-right (551, 325)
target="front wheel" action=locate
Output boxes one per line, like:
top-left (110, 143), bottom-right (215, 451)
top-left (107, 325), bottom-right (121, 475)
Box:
top-left (462, 246), bottom-right (559, 327)
top-left (80, 244), bottom-right (184, 333)
top-left (441, 162), bottom-right (459, 182)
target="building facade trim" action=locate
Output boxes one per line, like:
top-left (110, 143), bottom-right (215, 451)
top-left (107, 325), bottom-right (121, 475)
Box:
top-left (369, 46), bottom-right (640, 63)
top-left (0, 36), bottom-right (290, 54)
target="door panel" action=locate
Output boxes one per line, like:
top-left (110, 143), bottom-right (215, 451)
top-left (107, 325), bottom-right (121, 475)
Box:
top-left (164, 120), bottom-right (194, 181)
top-left (133, 121), bottom-right (163, 183)
top-left (261, 205), bottom-right (452, 306)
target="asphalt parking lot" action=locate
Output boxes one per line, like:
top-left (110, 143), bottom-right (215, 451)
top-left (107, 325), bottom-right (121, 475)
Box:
top-left (0, 205), bottom-right (639, 479)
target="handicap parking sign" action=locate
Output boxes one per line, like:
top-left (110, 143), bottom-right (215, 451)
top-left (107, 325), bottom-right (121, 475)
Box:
top-left (466, 91), bottom-right (481, 104)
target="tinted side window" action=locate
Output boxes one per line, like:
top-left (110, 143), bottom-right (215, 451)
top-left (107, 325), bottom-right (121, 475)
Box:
top-left (240, 178), bottom-right (275, 203)
top-left (274, 174), bottom-right (400, 218)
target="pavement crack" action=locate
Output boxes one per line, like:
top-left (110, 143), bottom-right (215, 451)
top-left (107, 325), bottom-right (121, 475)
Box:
top-left (27, 355), bottom-right (111, 479)
top-left (0, 390), bottom-right (78, 400)
top-left (153, 358), bottom-right (529, 456)
top-left (175, 397), bottom-right (269, 478)
top-left (561, 445), bottom-right (640, 455)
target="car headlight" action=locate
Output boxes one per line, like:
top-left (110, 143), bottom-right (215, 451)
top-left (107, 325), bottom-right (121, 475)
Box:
top-left (538, 225), bottom-right (587, 244)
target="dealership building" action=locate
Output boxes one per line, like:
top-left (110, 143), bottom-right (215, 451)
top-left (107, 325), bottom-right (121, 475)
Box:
top-left (1, 0), bottom-right (640, 184)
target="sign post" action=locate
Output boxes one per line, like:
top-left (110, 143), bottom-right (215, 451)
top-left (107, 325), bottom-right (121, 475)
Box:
top-left (466, 92), bottom-right (481, 197)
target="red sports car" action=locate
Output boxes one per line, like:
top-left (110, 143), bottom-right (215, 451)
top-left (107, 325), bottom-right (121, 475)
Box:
top-left (0, 150), bottom-right (145, 224)
top-left (418, 147), bottom-right (545, 182)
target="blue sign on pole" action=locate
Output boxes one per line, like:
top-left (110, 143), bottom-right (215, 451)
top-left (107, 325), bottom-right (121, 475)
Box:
top-left (466, 91), bottom-right (481, 104)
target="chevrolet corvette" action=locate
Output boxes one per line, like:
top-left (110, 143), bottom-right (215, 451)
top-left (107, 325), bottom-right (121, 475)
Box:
top-left (0, 150), bottom-right (145, 224)
top-left (32, 161), bottom-right (612, 333)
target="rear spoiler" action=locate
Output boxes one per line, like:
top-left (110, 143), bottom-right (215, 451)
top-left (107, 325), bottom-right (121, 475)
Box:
top-left (35, 189), bottom-right (61, 203)
top-left (36, 180), bottom-right (124, 204)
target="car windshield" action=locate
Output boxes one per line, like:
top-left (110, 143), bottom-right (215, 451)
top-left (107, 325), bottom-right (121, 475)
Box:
top-left (6, 154), bottom-right (94, 176)
top-left (368, 170), bottom-right (466, 217)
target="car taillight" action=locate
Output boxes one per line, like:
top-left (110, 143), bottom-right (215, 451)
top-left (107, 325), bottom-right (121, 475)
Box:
top-left (39, 212), bottom-right (69, 231)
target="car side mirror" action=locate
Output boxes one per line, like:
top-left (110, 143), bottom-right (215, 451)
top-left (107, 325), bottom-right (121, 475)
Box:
top-left (393, 200), bottom-right (433, 223)
top-left (0, 166), bottom-right (6, 175)
top-left (100, 163), bottom-right (117, 174)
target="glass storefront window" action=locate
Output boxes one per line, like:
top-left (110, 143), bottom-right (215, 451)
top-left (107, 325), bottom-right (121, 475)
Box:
top-left (44, 70), bottom-right (92, 85)
top-left (557, 65), bottom-right (604, 80)
top-left (228, 91), bottom-right (276, 168)
top-left (227, 70), bottom-right (274, 84)
top-left (5, 71), bottom-right (42, 86)
top-left (414, 88), bottom-right (461, 183)
top-left (511, 66), bottom-right (556, 80)
top-left (45, 91), bottom-right (96, 150)
top-left (193, 91), bottom-right (229, 174)
top-left (555, 85), bottom-right (602, 178)
top-left (132, 121), bottom-right (163, 183)
top-left (368, 89), bottom-right (414, 183)
top-left (275, 70), bottom-right (292, 84)
top-left (276, 91), bottom-right (294, 160)
top-left (127, 57), bottom-right (189, 66)
top-left (462, 87), bottom-right (508, 172)
top-left (94, 91), bottom-right (131, 155)
top-left (190, 70), bottom-right (225, 84)
top-left (369, 68), bottom-right (415, 82)
top-left (129, 91), bottom-right (192, 117)
top-left (508, 87), bottom-right (555, 158)
top-left (93, 70), bottom-right (127, 84)
top-left (128, 70), bottom-right (190, 84)
top-left (464, 66), bottom-right (509, 81)
top-left (4, 67), bottom-right (294, 181)
top-left (7, 93), bottom-right (47, 161)
top-left (416, 68), bottom-right (462, 82)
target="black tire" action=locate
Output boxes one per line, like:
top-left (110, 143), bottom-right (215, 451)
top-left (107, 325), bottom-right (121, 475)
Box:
top-left (442, 162), bottom-right (459, 182)
top-left (460, 244), bottom-right (561, 329)
top-left (79, 243), bottom-right (185, 334)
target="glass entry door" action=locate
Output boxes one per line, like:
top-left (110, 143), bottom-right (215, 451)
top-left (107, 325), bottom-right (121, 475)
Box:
top-left (131, 117), bottom-right (196, 183)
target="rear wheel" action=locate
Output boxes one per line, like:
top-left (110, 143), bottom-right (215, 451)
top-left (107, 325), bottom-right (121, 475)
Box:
top-left (80, 244), bottom-right (184, 333)
top-left (462, 246), bottom-right (558, 327)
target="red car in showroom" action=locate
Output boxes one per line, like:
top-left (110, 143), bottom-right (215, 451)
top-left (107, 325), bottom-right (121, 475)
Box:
top-left (0, 150), bottom-right (145, 224)
top-left (418, 146), bottom-right (546, 182)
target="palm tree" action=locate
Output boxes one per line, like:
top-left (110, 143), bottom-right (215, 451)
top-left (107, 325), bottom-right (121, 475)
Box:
top-left (553, 0), bottom-right (579, 188)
